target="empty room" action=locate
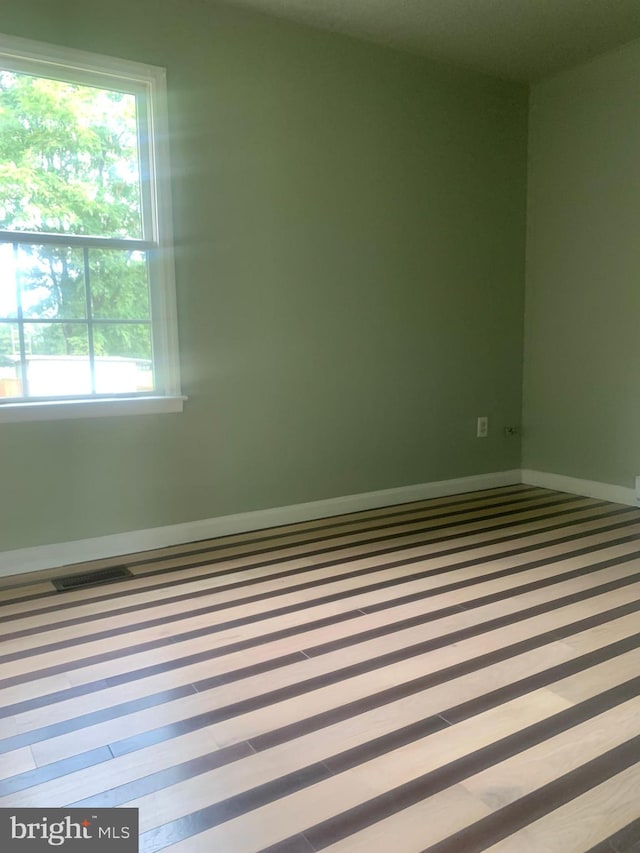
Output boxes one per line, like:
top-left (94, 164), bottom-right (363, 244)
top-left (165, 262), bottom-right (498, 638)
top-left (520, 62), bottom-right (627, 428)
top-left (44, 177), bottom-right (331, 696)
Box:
top-left (1, 0), bottom-right (640, 850)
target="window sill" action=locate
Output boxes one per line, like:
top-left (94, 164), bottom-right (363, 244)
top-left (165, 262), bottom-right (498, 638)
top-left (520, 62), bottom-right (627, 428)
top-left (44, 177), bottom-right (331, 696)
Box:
top-left (0, 395), bottom-right (186, 423)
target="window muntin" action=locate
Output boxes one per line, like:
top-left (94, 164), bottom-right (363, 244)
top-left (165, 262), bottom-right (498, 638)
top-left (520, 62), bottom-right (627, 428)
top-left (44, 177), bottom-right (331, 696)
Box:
top-left (0, 33), bottom-right (180, 414)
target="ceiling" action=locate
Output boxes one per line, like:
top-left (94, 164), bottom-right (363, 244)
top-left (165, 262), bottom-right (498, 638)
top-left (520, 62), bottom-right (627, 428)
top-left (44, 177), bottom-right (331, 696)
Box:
top-left (223, 0), bottom-right (640, 82)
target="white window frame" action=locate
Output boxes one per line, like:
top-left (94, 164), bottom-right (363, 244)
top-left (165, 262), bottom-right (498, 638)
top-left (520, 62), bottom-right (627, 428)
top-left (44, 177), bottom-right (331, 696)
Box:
top-left (0, 32), bottom-right (184, 422)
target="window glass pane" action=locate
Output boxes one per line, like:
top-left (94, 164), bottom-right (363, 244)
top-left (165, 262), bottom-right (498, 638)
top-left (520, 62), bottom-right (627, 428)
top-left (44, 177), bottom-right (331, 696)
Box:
top-left (18, 245), bottom-right (86, 319)
top-left (0, 322), bottom-right (22, 397)
top-left (93, 323), bottom-right (153, 394)
top-left (0, 243), bottom-right (18, 318)
top-left (0, 70), bottom-right (142, 239)
top-left (90, 249), bottom-right (150, 320)
top-left (24, 322), bottom-right (90, 397)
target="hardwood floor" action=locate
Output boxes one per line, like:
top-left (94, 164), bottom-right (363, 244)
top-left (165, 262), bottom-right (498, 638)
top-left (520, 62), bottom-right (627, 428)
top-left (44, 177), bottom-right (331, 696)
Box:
top-left (1, 484), bottom-right (640, 852)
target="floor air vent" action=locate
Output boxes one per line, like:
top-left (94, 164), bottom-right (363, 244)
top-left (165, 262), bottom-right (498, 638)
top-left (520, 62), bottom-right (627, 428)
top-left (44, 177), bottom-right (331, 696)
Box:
top-left (53, 566), bottom-right (133, 592)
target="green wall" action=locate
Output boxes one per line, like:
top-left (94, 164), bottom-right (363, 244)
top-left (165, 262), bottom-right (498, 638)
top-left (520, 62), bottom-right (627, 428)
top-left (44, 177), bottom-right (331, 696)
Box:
top-left (522, 38), bottom-right (640, 488)
top-left (0, 0), bottom-right (528, 552)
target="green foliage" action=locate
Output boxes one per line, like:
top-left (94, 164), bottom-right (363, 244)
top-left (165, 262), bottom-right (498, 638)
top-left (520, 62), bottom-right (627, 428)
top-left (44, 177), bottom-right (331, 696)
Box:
top-left (0, 71), bottom-right (151, 361)
top-left (0, 70), bottom-right (141, 236)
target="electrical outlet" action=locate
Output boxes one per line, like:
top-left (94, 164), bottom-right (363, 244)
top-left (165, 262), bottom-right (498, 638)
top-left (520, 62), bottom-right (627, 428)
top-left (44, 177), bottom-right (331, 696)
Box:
top-left (477, 416), bottom-right (488, 438)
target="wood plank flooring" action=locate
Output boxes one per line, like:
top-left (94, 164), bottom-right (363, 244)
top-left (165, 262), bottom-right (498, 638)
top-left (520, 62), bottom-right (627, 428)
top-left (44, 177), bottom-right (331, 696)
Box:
top-left (1, 484), bottom-right (640, 852)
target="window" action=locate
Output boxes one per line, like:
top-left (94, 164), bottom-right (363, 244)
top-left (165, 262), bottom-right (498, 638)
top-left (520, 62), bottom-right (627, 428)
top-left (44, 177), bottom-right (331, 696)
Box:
top-left (0, 33), bottom-right (182, 421)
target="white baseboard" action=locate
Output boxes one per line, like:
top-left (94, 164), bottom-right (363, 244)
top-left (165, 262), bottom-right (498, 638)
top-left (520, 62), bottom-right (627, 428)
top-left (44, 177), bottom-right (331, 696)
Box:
top-left (0, 469), bottom-right (521, 579)
top-left (521, 469), bottom-right (636, 507)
